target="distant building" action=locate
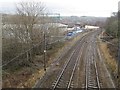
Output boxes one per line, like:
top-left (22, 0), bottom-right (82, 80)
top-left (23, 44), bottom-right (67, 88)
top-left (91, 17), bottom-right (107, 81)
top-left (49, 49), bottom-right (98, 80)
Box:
top-left (85, 25), bottom-right (99, 30)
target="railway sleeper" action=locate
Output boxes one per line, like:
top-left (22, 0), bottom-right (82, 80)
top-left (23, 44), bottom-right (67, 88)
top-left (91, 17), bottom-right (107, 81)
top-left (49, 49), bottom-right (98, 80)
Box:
top-left (87, 86), bottom-right (98, 88)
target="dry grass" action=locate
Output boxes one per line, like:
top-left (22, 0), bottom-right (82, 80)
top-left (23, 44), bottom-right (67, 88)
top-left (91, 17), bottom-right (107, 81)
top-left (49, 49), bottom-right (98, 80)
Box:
top-left (98, 39), bottom-right (117, 78)
top-left (17, 69), bottom-right (45, 88)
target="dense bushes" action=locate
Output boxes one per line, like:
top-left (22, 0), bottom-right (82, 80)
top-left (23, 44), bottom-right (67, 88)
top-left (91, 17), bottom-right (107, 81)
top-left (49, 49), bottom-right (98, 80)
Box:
top-left (105, 14), bottom-right (118, 38)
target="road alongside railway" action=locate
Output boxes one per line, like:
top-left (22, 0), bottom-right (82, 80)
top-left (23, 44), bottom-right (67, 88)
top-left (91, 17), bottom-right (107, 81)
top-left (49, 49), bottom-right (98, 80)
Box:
top-left (34, 29), bottom-right (115, 89)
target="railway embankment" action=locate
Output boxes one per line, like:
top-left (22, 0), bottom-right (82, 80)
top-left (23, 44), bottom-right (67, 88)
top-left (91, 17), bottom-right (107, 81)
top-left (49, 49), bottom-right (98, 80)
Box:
top-left (97, 33), bottom-right (118, 87)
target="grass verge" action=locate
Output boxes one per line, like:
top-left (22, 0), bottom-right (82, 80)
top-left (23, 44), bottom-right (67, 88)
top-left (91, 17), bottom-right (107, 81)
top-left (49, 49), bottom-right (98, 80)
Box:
top-left (97, 37), bottom-right (117, 86)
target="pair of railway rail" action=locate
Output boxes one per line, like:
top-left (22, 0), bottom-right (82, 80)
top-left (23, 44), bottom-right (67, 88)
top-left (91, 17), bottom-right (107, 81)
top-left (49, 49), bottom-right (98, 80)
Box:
top-left (85, 36), bottom-right (100, 89)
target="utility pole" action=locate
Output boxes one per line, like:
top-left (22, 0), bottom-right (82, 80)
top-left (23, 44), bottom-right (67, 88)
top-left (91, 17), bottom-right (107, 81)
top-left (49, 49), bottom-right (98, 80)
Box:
top-left (42, 13), bottom-right (47, 71)
top-left (43, 32), bottom-right (46, 71)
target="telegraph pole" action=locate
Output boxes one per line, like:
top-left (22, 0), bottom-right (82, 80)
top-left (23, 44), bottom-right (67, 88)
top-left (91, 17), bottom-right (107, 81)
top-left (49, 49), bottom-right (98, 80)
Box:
top-left (43, 32), bottom-right (46, 71)
top-left (42, 13), bottom-right (47, 71)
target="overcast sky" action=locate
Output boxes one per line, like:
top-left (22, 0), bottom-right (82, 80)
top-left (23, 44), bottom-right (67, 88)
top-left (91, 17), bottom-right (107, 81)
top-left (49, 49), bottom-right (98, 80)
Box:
top-left (0, 0), bottom-right (119, 17)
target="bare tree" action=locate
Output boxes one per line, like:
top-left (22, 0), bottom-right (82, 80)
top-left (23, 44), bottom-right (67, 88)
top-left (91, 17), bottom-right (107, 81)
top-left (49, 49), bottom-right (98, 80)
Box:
top-left (2, 2), bottom-right (47, 63)
top-left (16, 1), bottom-right (46, 46)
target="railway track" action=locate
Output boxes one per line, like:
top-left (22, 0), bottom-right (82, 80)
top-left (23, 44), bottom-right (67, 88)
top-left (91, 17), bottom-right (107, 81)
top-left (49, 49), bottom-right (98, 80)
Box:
top-left (52, 42), bottom-right (85, 89)
top-left (85, 35), bottom-right (100, 89)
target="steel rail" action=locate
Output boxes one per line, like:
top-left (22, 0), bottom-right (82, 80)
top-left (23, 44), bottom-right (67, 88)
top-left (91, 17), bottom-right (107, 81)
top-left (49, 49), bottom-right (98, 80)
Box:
top-left (67, 43), bottom-right (85, 89)
top-left (93, 40), bottom-right (101, 89)
top-left (85, 35), bottom-right (100, 89)
top-left (52, 47), bottom-right (77, 89)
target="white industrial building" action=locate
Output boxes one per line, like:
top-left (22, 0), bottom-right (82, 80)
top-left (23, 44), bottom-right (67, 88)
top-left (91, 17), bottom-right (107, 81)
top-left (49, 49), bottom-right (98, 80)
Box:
top-left (85, 25), bottom-right (99, 29)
